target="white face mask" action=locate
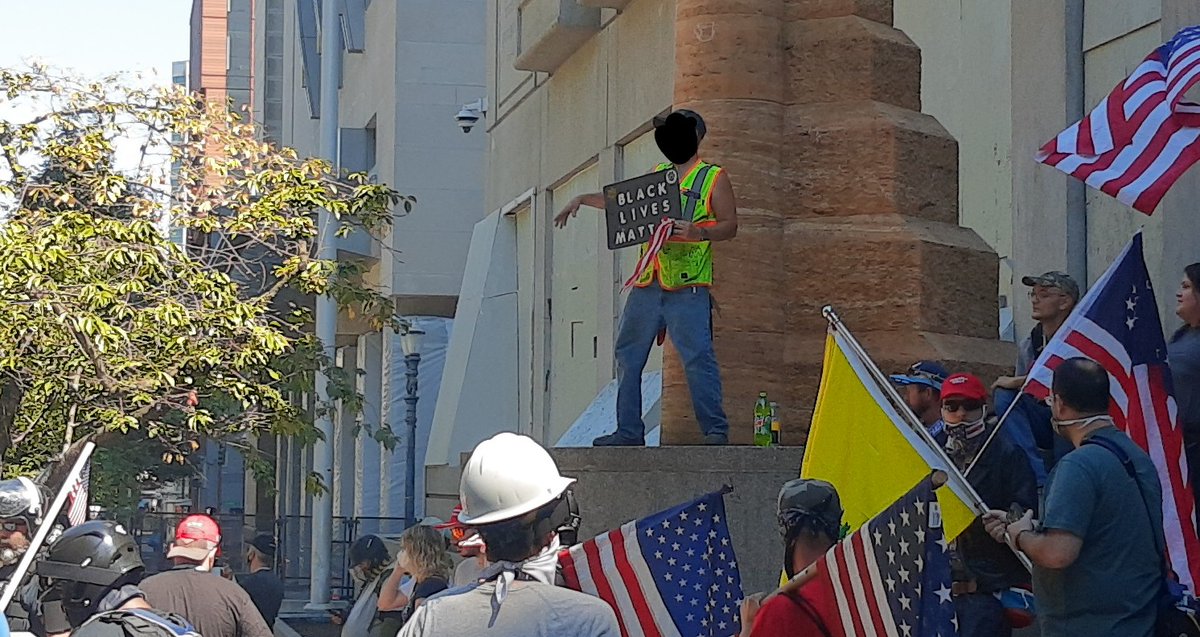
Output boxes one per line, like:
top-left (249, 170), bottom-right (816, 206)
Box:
top-left (1051, 414), bottom-right (1111, 436)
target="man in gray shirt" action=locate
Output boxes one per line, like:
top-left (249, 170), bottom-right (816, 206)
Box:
top-left (400, 433), bottom-right (618, 637)
top-left (985, 359), bottom-right (1163, 637)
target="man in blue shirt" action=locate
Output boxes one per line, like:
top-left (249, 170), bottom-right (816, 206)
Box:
top-left (890, 360), bottom-right (949, 443)
top-left (984, 358), bottom-right (1163, 637)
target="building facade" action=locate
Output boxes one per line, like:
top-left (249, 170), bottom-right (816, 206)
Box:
top-left (426, 0), bottom-right (1200, 490)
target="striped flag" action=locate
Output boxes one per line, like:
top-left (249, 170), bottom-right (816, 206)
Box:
top-left (1036, 26), bottom-right (1200, 214)
top-left (795, 477), bottom-right (957, 637)
top-left (623, 218), bottom-right (675, 290)
top-left (1023, 232), bottom-right (1200, 588)
top-left (560, 492), bottom-right (744, 637)
top-left (66, 459), bottom-right (90, 526)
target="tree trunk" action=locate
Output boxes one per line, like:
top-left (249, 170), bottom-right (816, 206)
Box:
top-left (0, 377), bottom-right (22, 466)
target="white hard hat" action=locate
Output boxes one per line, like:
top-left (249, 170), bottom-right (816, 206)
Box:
top-left (458, 433), bottom-right (575, 526)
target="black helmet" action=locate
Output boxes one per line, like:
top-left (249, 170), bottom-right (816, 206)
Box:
top-left (0, 477), bottom-right (47, 527)
top-left (349, 534), bottom-right (389, 568)
top-left (38, 520), bottom-right (144, 585)
top-left (38, 521), bottom-right (146, 626)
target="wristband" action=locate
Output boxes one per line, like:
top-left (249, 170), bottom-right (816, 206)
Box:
top-left (1013, 529), bottom-right (1032, 551)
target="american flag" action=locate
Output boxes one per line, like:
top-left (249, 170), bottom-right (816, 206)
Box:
top-left (624, 218), bottom-right (675, 290)
top-left (1036, 26), bottom-right (1200, 214)
top-left (1023, 232), bottom-right (1200, 588)
top-left (66, 459), bottom-right (90, 526)
top-left (560, 492), bottom-right (744, 637)
top-left (799, 477), bottom-right (957, 637)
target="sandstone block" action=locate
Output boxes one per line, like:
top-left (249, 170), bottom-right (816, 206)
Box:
top-left (784, 0), bottom-right (893, 25)
top-left (783, 102), bottom-right (958, 223)
top-left (675, 14), bottom-right (785, 103)
top-left (784, 16), bottom-right (920, 111)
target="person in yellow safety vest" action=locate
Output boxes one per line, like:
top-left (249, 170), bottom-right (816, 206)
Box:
top-left (554, 109), bottom-right (740, 446)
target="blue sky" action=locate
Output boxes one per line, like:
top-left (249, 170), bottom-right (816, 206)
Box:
top-left (0, 0), bottom-right (191, 81)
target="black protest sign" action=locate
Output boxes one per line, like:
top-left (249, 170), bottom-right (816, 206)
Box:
top-left (603, 168), bottom-right (683, 250)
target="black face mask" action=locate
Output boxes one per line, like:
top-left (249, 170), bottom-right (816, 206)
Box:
top-left (654, 113), bottom-right (700, 164)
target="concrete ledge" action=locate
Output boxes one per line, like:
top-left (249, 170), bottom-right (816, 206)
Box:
top-left (515, 0), bottom-right (601, 73)
top-left (550, 446), bottom-right (805, 594)
top-left (579, 0), bottom-right (631, 9)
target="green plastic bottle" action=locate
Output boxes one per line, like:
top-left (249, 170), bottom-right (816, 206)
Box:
top-left (753, 392), bottom-right (772, 447)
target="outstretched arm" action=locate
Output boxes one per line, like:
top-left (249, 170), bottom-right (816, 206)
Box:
top-left (553, 192), bottom-right (605, 228)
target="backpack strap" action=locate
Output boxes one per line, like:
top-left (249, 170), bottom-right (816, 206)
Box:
top-left (1082, 435), bottom-right (1167, 563)
top-left (681, 165), bottom-right (716, 219)
top-left (106, 609), bottom-right (199, 637)
top-left (785, 592), bottom-right (834, 637)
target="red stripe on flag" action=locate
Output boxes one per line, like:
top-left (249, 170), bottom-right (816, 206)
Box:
top-left (1148, 367), bottom-right (1200, 585)
top-left (850, 531), bottom-right (888, 635)
top-left (609, 529), bottom-right (662, 637)
top-left (834, 540), bottom-right (870, 637)
top-left (560, 548), bottom-right (581, 590)
top-left (582, 535), bottom-right (631, 637)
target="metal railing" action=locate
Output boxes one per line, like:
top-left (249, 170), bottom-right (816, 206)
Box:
top-left (129, 512), bottom-right (407, 601)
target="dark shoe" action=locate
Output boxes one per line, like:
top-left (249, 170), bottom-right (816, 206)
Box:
top-left (593, 433), bottom-right (645, 447)
top-left (703, 433), bottom-right (728, 445)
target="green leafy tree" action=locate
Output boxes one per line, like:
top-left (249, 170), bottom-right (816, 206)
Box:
top-left (0, 66), bottom-right (411, 488)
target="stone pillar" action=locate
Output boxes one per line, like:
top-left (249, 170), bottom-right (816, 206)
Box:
top-left (664, 0), bottom-right (1011, 444)
top-left (355, 333), bottom-right (384, 536)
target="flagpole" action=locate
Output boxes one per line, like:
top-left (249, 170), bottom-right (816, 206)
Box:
top-left (0, 441), bottom-right (96, 610)
top-left (820, 307), bottom-right (989, 516)
top-left (764, 471), bottom-right (951, 602)
top-left (820, 306), bottom-right (1033, 572)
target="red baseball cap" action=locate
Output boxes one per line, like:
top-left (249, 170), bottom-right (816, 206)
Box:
top-left (434, 504), bottom-right (466, 530)
top-left (168, 514), bottom-right (221, 562)
top-left (941, 373), bottom-right (988, 402)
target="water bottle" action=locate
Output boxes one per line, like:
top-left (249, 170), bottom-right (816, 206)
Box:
top-left (753, 392), bottom-right (772, 447)
top-left (770, 401), bottom-right (781, 446)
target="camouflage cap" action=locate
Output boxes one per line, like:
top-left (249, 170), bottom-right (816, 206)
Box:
top-left (777, 478), bottom-right (843, 540)
top-left (1021, 271), bottom-right (1081, 303)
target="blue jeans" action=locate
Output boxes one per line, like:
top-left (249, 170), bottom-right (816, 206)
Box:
top-left (614, 281), bottom-right (728, 440)
top-left (993, 388), bottom-right (1071, 488)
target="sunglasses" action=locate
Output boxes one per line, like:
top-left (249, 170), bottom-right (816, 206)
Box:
top-left (942, 400), bottom-right (984, 413)
top-left (1, 521), bottom-right (26, 532)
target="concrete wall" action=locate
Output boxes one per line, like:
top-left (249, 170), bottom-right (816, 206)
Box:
top-left (551, 446), bottom-right (806, 595)
top-left (895, 0), bottom-right (1016, 313)
top-left (898, 0), bottom-right (1200, 347)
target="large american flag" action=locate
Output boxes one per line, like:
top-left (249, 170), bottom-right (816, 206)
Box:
top-left (66, 459), bottom-right (90, 526)
top-left (1036, 26), bottom-right (1200, 214)
top-left (560, 492), bottom-right (744, 637)
top-left (1023, 232), bottom-right (1200, 588)
top-left (797, 477), bottom-right (957, 637)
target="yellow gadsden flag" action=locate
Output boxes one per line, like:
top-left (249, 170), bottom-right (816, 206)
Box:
top-left (800, 329), bottom-right (981, 540)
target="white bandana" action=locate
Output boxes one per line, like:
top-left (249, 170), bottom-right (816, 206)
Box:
top-left (478, 535), bottom-right (562, 615)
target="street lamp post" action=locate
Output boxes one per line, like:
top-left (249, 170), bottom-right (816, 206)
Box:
top-left (400, 326), bottom-right (425, 528)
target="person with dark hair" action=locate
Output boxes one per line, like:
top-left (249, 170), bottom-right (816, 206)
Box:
top-left (936, 374), bottom-right (1036, 637)
top-left (141, 515), bottom-right (272, 637)
top-left (984, 357), bottom-right (1164, 637)
top-left (333, 535), bottom-right (392, 637)
top-left (237, 534), bottom-right (283, 626)
top-left (553, 109), bottom-right (739, 446)
top-left (738, 479), bottom-right (843, 637)
top-left (37, 520), bottom-right (199, 637)
top-left (890, 360), bottom-right (950, 441)
top-left (398, 433), bottom-right (618, 636)
top-left (1171, 263), bottom-right (1200, 511)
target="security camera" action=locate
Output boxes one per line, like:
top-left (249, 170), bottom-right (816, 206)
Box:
top-left (455, 98), bottom-right (488, 134)
top-left (456, 107), bottom-right (481, 133)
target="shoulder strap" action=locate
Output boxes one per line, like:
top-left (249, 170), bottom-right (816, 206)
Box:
top-left (681, 165), bottom-right (717, 219)
top-left (120, 609), bottom-right (199, 637)
top-left (785, 593), bottom-right (834, 637)
top-left (1082, 435), bottom-right (1166, 559)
